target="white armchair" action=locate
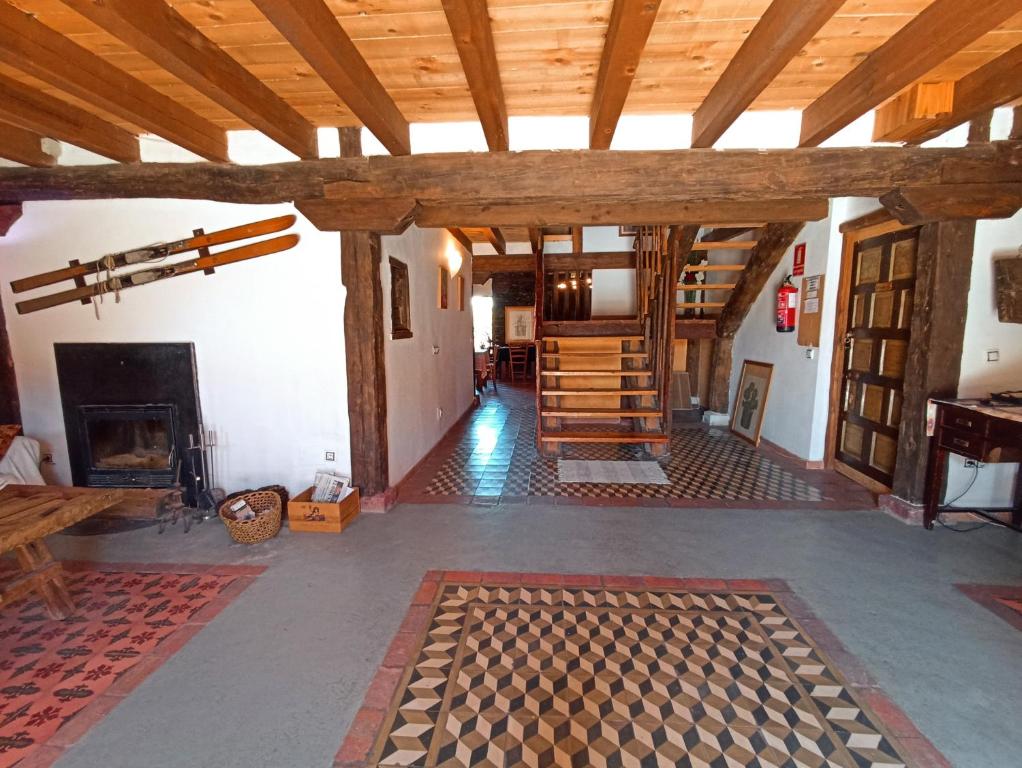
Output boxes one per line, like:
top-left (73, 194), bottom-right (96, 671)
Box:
top-left (0, 436), bottom-right (46, 486)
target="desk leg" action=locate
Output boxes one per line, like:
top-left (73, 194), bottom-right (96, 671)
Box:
top-left (923, 436), bottom-right (946, 530)
top-left (14, 540), bottom-right (75, 620)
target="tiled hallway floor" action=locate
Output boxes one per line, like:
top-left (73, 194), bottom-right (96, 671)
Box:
top-left (401, 383), bottom-right (874, 508)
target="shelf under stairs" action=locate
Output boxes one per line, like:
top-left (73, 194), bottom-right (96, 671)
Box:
top-left (536, 335), bottom-right (669, 456)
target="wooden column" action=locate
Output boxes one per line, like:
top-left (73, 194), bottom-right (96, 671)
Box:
top-left (0, 290), bottom-right (20, 424)
top-left (0, 203), bottom-right (21, 235)
top-left (339, 127), bottom-right (389, 497)
top-left (706, 336), bottom-right (733, 413)
top-left (892, 220), bottom-right (976, 503)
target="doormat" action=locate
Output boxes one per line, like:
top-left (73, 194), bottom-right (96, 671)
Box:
top-left (957, 583), bottom-right (1022, 633)
top-left (0, 561), bottom-right (264, 768)
top-left (335, 571), bottom-right (948, 768)
top-left (558, 459), bottom-right (670, 484)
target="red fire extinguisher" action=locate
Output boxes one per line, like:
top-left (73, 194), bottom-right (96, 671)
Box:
top-left (776, 275), bottom-right (798, 333)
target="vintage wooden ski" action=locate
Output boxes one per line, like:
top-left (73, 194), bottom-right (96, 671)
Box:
top-left (10, 214), bottom-right (297, 294)
top-left (16, 233), bottom-right (300, 315)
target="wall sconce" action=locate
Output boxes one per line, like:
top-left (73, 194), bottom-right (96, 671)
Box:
top-left (445, 238), bottom-right (463, 276)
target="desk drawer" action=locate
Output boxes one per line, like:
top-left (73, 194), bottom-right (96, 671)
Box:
top-left (939, 428), bottom-right (988, 460)
top-left (939, 406), bottom-right (990, 436)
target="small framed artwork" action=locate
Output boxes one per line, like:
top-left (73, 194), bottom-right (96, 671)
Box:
top-left (456, 275), bottom-right (466, 311)
top-left (438, 265), bottom-right (450, 309)
top-left (730, 360), bottom-right (773, 446)
top-left (618, 225), bottom-right (639, 237)
top-left (389, 257), bottom-right (412, 340)
top-left (504, 305), bottom-right (535, 344)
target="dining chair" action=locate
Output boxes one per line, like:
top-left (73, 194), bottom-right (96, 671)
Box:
top-left (508, 344), bottom-right (529, 382)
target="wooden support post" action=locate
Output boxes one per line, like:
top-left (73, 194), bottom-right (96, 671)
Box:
top-left (0, 289), bottom-right (20, 424)
top-left (0, 203), bottom-right (20, 235)
top-left (685, 337), bottom-right (702, 402)
top-left (707, 336), bottom-right (733, 414)
top-left (891, 220), bottom-right (976, 503)
top-left (339, 127), bottom-right (389, 499)
top-left (1012, 106), bottom-right (1022, 141)
top-left (968, 110), bottom-right (993, 144)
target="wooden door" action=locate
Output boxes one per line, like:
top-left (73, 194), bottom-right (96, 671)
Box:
top-left (834, 227), bottom-right (920, 489)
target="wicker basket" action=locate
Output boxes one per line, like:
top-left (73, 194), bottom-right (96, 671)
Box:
top-left (218, 490), bottom-right (281, 544)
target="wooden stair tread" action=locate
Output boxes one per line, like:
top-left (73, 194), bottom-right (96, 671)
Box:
top-left (541, 369), bottom-right (652, 376)
top-left (541, 351), bottom-right (648, 357)
top-left (541, 408), bottom-right (661, 417)
top-left (542, 387), bottom-right (657, 395)
top-left (540, 431), bottom-right (669, 443)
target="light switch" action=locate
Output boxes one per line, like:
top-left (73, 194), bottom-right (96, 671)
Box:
top-left (987, 349), bottom-right (1000, 362)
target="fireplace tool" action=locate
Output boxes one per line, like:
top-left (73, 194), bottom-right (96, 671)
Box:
top-left (193, 427), bottom-right (225, 520)
top-left (156, 448), bottom-right (203, 534)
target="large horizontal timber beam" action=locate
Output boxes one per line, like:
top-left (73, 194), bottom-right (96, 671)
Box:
top-left (1, 144), bottom-right (1020, 230)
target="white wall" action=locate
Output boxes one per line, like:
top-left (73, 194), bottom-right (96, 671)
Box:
top-left (380, 226), bottom-right (475, 484)
top-left (0, 199), bottom-right (349, 494)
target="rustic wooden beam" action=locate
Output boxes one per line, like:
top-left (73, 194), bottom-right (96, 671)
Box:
top-left (295, 197), bottom-right (416, 234)
top-left (706, 336), bottom-right (733, 413)
top-left (799, 0), bottom-right (1022, 147)
top-left (0, 288), bottom-right (20, 425)
top-left (589, 0), bottom-right (662, 149)
top-left (892, 220), bottom-right (976, 504)
top-left (0, 73), bottom-right (139, 163)
top-left (0, 144), bottom-right (1019, 205)
top-left (838, 208), bottom-right (894, 234)
top-left (252, 0), bottom-right (409, 155)
top-left (717, 222), bottom-right (805, 337)
top-left (473, 251), bottom-right (637, 274)
top-left (486, 227), bottom-right (506, 256)
top-left (675, 319), bottom-right (717, 339)
top-left (571, 226), bottom-right (583, 254)
top-left (441, 0), bottom-right (508, 151)
top-left (880, 183), bottom-right (1022, 225)
top-left (699, 227), bottom-right (761, 243)
top-left (898, 45), bottom-right (1022, 145)
top-left (1012, 106), bottom-right (1022, 141)
top-left (0, 203), bottom-right (22, 236)
top-left (691, 0), bottom-right (843, 148)
top-left (529, 227), bottom-right (542, 254)
top-left (61, 0), bottom-right (318, 160)
top-left (967, 111), bottom-right (994, 144)
top-left (872, 83), bottom-right (956, 144)
top-left (447, 227), bottom-right (474, 254)
top-left (0, 121), bottom-right (56, 167)
top-left (0, 2), bottom-right (227, 161)
top-left (338, 126), bottom-right (388, 498)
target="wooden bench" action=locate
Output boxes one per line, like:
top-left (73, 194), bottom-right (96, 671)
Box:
top-left (0, 485), bottom-right (125, 619)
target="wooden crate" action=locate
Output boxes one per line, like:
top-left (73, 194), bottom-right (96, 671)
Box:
top-left (287, 487), bottom-right (360, 534)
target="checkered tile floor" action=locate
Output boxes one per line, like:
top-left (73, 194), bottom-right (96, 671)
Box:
top-left (409, 383), bottom-right (861, 505)
top-left (344, 575), bottom-right (928, 768)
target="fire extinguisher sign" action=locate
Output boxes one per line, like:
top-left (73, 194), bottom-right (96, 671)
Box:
top-left (792, 243), bottom-right (806, 276)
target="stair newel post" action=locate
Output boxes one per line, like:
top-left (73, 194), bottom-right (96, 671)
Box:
top-left (661, 229), bottom-right (681, 440)
top-left (534, 232), bottom-right (546, 452)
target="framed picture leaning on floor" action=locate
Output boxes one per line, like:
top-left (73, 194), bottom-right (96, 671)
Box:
top-left (730, 360), bottom-right (774, 446)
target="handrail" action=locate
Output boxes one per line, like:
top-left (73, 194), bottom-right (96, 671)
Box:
top-left (634, 225), bottom-right (679, 438)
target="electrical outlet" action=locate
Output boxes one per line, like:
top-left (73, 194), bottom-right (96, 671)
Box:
top-left (964, 459), bottom-right (978, 468)
top-left (986, 349), bottom-right (999, 362)
top-left (41, 453), bottom-right (54, 465)
top-left (324, 451), bottom-right (335, 461)
top-left (804, 348), bottom-right (816, 360)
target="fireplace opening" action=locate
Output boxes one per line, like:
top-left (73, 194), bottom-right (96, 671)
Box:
top-left (79, 405), bottom-right (178, 487)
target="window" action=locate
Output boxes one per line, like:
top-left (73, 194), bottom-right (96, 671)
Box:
top-left (389, 257), bottom-right (412, 340)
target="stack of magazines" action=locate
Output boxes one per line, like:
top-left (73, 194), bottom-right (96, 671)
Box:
top-left (311, 471), bottom-right (352, 503)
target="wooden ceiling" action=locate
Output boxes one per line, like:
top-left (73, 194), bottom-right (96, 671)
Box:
top-left (0, 0), bottom-right (1020, 154)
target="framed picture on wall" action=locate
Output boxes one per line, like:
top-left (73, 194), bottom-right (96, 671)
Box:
top-left (456, 275), bottom-right (466, 311)
top-left (504, 305), bottom-right (535, 344)
top-left (618, 226), bottom-right (639, 237)
top-left (730, 360), bottom-right (773, 446)
top-left (389, 257), bottom-right (412, 340)
top-left (438, 266), bottom-right (450, 309)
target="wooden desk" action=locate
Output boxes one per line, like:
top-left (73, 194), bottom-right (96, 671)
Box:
top-left (924, 399), bottom-right (1022, 530)
top-left (0, 486), bottom-right (125, 618)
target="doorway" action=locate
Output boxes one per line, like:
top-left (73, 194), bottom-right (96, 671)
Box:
top-left (827, 216), bottom-right (920, 492)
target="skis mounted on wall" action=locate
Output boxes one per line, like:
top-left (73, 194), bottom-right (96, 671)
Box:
top-left (10, 214), bottom-right (297, 294)
top-left (15, 233), bottom-right (300, 315)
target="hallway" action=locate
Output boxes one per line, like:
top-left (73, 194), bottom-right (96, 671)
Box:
top-left (400, 383), bottom-right (874, 509)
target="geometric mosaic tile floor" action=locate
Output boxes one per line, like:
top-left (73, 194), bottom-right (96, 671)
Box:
top-left (956, 583), bottom-right (1022, 634)
top-left (401, 383), bottom-right (874, 508)
top-left (0, 561), bottom-right (262, 768)
top-left (335, 572), bottom-right (948, 768)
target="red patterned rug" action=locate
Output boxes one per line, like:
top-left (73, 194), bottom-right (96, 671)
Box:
top-left (0, 561), bottom-right (263, 768)
top-left (957, 583), bottom-right (1022, 633)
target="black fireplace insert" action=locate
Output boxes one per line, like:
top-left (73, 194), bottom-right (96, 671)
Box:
top-left (78, 404), bottom-right (179, 488)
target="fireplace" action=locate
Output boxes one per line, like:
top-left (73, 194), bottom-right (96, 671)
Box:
top-left (55, 343), bottom-right (203, 502)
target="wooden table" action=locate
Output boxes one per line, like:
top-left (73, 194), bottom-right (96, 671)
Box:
top-left (924, 399), bottom-right (1022, 530)
top-left (0, 485), bottom-right (125, 618)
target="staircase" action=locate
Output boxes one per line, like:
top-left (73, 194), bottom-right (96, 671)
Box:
top-left (535, 226), bottom-right (678, 457)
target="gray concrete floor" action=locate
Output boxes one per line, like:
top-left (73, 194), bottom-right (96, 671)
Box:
top-left (43, 503), bottom-right (1022, 768)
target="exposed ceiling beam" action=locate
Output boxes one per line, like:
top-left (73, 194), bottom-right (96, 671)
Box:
top-left (61, 0), bottom-right (319, 160)
top-left (473, 251), bottom-right (637, 275)
top-left (798, 0), bottom-right (1022, 147)
top-left (0, 121), bottom-right (56, 166)
top-left (880, 183), bottom-right (1022, 224)
top-left (691, 0), bottom-right (843, 148)
top-left (699, 227), bottom-right (761, 243)
top-left (0, 1), bottom-right (227, 161)
top-left (486, 227), bottom-right (506, 255)
top-left (1, 144), bottom-right (1017, 207)
top-left (296, 197), bottom-right (417, 234)
top-left (894, 45), bottom-right (1022, 145)
top-left (447, 227), bottom-right (474, 254)
top-left (441, 0), bottom-right (508, 151)
top-left (872, 83), bottom-right (956, 143)
top-left (0, 72), bottom-right (139, 163)
top-left (529, 227), bottom-right (542, 254)
top-left (0, 202), bottom-right (22, 235)
top-left (718, 223), bottom-right (805, 337)
top-left (589, 0), bottom-right (662, 149)
top-left (251, 0), bottom-right (410, 155)
top-left (571, 226), bottom-right (583, 253)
